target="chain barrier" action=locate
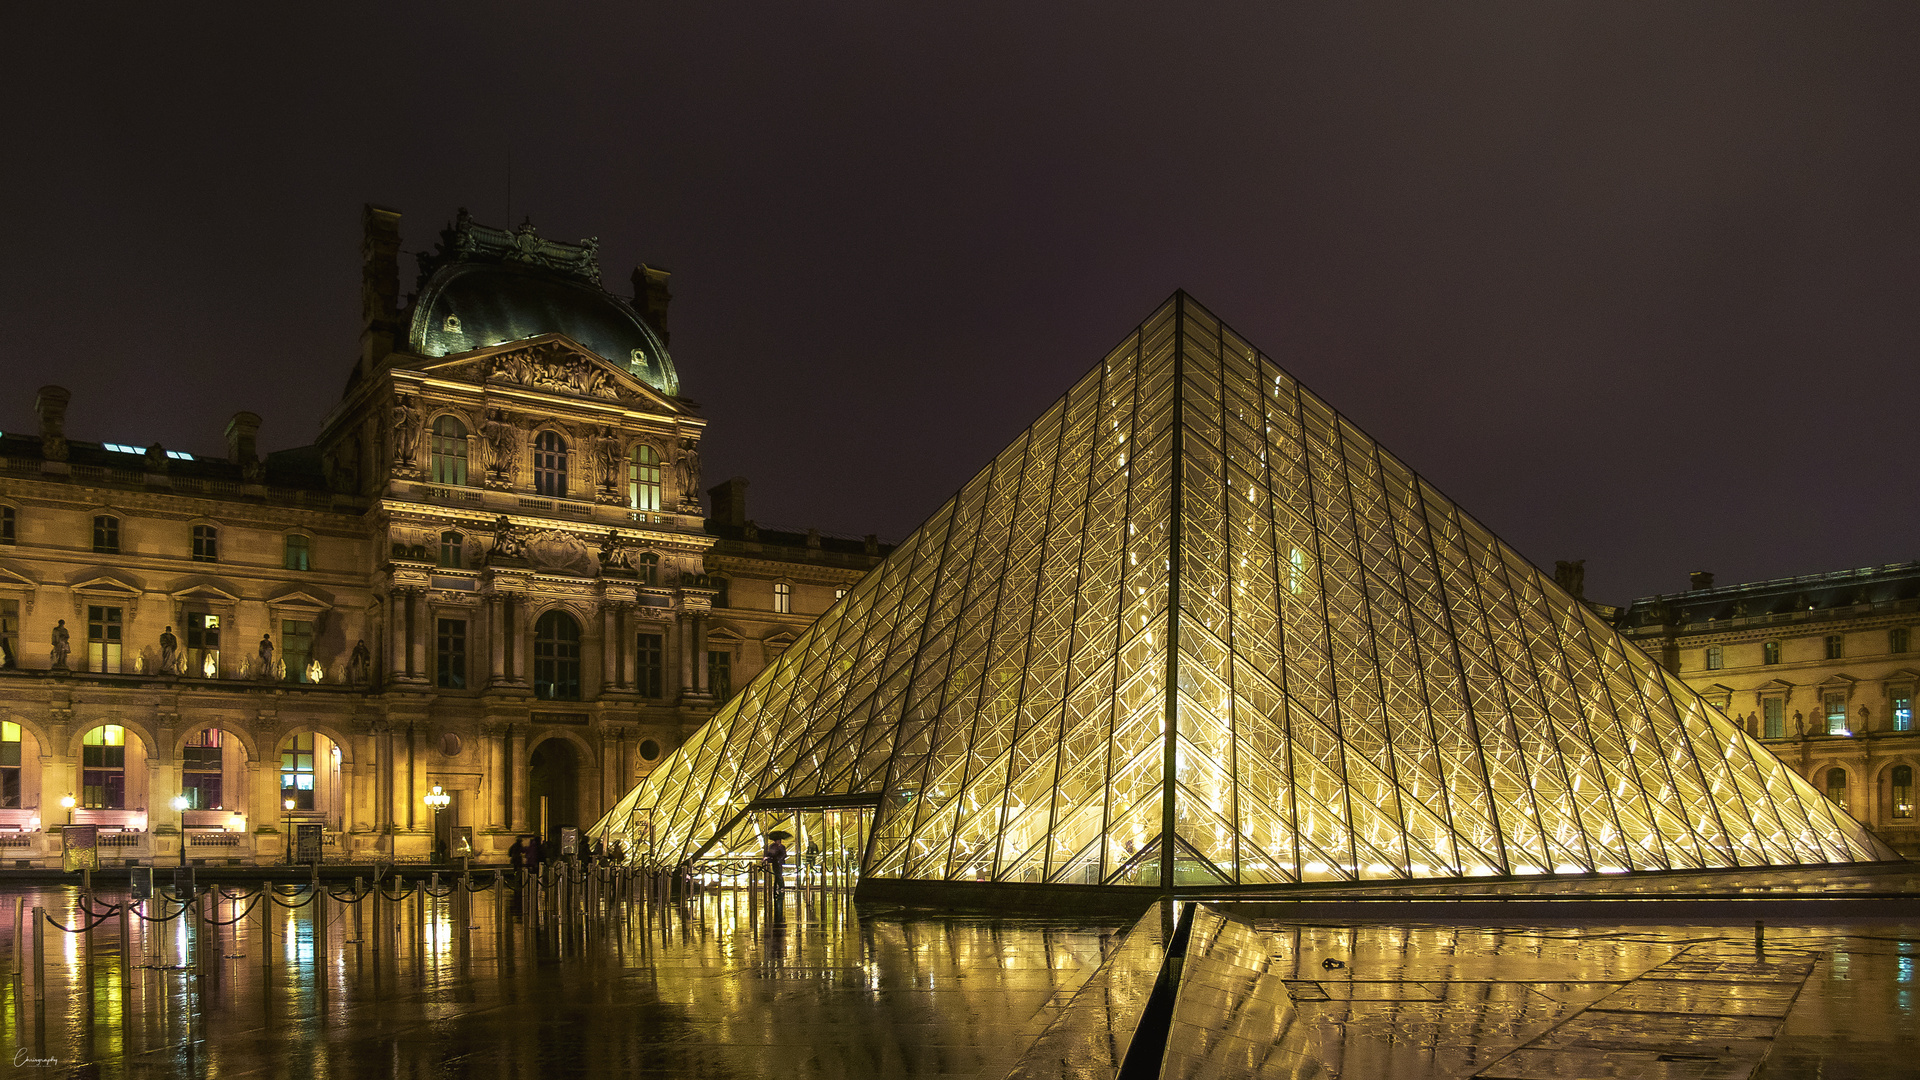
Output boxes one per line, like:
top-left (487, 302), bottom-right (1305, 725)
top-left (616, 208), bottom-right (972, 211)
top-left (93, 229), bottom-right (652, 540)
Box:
top-left (43, 903), bottom-right (122, 933)
top-left (197, 893), bottom-right (264, 926)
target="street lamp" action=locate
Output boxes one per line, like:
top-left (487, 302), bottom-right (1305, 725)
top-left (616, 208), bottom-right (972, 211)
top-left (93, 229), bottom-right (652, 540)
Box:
top-left (60, 793), bottom-right (75, 825)
top-left (424, 785), bottom-right (451, 863)
top-left (171, 794), bottom-right (190, 866)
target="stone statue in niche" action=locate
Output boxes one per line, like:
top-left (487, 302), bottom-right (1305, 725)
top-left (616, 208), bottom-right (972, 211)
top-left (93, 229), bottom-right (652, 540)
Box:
top-left (1793, 710), bottom-right (1805, 737)
top-left (487, 515), bottom-right (526, 562)
top-left (593, 428), bottom-right (623, 499)
top-left (1857, 705), bottom-right (1871, 733)
top-left (348, 639), bottom-right (372, 685)
top-left (674, 437), bottom-right (701, 506)
top-left (483, 411), bottom-right (519, 482)
top-left (159, 625), bottom-right (179, 675)
top-left (257, 634), bottom-right (275, 681)
top-left (50, 619), bottom-right (69, 670)
top-left (391, 395), bottom-right (421, 467)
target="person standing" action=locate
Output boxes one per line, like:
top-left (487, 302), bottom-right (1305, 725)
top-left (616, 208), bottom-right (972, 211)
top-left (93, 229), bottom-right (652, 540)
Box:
top-left (765, 835), bottom-right (788, 892)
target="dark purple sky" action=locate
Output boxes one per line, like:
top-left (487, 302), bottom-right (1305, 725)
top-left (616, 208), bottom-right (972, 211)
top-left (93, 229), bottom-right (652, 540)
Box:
top-left (5, 3), bottom-right (1918, 604)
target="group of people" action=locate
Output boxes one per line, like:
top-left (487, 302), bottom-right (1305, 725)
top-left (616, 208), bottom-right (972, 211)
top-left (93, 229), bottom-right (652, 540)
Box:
top-left (504, 833), bottom-right (628, 875)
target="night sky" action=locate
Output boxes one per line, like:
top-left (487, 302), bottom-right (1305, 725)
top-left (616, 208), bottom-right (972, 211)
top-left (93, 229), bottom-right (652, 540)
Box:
top-left (5, 4), bottom-right (1917, 605)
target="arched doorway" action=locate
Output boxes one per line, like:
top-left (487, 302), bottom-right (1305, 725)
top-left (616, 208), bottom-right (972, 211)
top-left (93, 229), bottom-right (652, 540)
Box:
top-left (527, 738), bottom-right (579, 851)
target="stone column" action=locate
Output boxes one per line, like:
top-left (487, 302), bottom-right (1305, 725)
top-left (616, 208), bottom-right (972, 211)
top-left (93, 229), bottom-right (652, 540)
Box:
top-left (508, 725), bottom-right (528, 832)
top-left (602, 605), bottom-right (620, 690)
top-left (487, 595), bottom-right (507, 683)
top-left (622, 612), bottom-right (639, 690)
top-left (504, 596), bottom-right (519, 682)
top-left (386, 592), bottom-right (407, 683)
top-left (250, 760), bottom-right (280, 860)
top-left (693, 613), bottom-right (709, 694)
top-left (408, 592), bottom-right (427, 679)
top-left (676, 614), bottom-right (694, 698)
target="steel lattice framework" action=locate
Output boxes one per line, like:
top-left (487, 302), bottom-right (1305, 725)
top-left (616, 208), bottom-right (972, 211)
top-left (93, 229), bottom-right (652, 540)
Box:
top-left (593, 293), bottom-right (1896, 889)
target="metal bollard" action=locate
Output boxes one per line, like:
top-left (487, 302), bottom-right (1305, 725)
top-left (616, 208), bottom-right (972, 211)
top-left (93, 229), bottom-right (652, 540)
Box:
top-left (31, 905), bottom-right (44, 1003)
top-left (10, 896), bottom-right (22, 979)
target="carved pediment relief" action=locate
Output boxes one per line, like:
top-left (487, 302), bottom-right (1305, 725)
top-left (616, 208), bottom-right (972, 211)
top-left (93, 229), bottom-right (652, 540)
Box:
top-left (525, 530), bottom-right (598, 577)
top-left (266, 585), bottom-right (334, 612)
top-left (415, 335), bottom-right (685, 413)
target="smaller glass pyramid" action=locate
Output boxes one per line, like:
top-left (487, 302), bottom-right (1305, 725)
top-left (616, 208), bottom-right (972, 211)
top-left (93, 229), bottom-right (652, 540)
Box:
top-left (594, 293), bottom-right (1898, 890)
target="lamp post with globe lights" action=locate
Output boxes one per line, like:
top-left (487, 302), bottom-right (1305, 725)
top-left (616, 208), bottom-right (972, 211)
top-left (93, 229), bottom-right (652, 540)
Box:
top-left (172, 794), bottom-right (190, 865)
top-left (425, 785), bottom-right (451, 862)
top-left (60, 793), bottom-right (75, 826)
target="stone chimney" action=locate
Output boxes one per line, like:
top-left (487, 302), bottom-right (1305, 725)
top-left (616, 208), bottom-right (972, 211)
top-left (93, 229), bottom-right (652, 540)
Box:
top-left (34, 385), bottom-right (70, 462)
top-left (360, 204), bottom-right (403, 372)
top-left (226, 412), bottom-right (261, 467)
top-left (632, 264), bottom-right (672, 346)
top-left (1689, 571), bottom-right (1715, 591)
top-left (707, 476), bottom-right (749, 528)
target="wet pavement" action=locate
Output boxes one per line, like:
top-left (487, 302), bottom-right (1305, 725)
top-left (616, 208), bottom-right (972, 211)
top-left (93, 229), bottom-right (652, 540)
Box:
top-left (2, 878), bottom-right (1917, 1078)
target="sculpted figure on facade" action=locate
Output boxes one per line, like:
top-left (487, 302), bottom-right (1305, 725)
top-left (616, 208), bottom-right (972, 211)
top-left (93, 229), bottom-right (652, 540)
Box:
top-left (491, 344), bottom-right (614, 399)
top-left (258, 634), bottom-right (275, 681)
top-left (391, 394), bottom-right (421, 468)
top-left (348, 639), bottom-right (372, 685)
top-left (159, 625), bottom-right (179, 674)
top-left (674, 437), bottom-right (701, 508)
top-left (483, 411), bottom-right (519, 484)
top-left (594, 428), bottom-right (623, 500)
top-left (50, 619), bottom-right (69, 670)
top-left (488, 515), bottom-right (526, 562)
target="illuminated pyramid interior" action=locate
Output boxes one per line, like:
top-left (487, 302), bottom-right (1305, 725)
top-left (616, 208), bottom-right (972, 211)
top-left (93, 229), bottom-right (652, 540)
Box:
top-left (594, 293), bottom-right (1896, 891)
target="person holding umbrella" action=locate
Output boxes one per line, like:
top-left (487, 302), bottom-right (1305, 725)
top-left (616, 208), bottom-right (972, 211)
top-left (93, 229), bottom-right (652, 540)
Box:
top-left (764, 830), bottom-right (790, 893)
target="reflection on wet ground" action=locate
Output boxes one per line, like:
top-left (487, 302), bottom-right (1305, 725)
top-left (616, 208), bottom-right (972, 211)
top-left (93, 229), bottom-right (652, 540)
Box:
top-left (3, 880), bottom-right (1918, 1079)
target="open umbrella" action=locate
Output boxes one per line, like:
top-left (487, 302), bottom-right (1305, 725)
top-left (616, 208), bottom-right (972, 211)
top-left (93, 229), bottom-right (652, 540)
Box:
top-left (765, 830), bottom-right (792, 841)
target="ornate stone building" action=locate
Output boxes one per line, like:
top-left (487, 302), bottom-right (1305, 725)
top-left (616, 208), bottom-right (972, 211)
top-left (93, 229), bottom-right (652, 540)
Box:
top-left (1618, 563), bottom-right (1920, 856)
top-left (0, 206), bottom-right (887, 867)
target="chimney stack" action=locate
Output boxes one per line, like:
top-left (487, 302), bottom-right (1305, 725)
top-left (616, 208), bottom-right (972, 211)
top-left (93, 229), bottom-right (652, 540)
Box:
top-left (707, 476), bottom-right (749, 528)
top-left (35, 385), bottom-right (70, 462)
top-left (227, 411), bottom-right (261, 466)
top-left (361, 204), bottom-right (403, 372)
top-left (632, 264), bottom-right (672, 346)
top-left (1689, 571), bottom-right (1715, 591)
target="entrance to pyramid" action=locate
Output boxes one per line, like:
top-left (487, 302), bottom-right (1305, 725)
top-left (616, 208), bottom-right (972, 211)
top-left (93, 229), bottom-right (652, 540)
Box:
top-left (593, 293), bottom-right (1899, 906)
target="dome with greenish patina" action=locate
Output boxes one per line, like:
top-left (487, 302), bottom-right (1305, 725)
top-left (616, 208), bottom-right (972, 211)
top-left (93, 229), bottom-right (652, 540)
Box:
top-left (407, 211), bottom-right (678, 396)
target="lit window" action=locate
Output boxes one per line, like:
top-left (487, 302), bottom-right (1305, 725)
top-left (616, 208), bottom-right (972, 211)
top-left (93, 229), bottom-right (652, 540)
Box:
top-left (0, 720), bottom-right (21, 809)
top-left (1825, 691), bottom-right (1849, 735)
top-left (1825, 767), bottom-right (1847, 807)
top-left (1763, 697), bottom-right (1785, 739)
top-left (1893, 628), bottom-right (1910, 654)
top-left (1893, 688), bottom-right (1912, 733)
top-left (280, 733), bottom-right (316, 811)
top-left (93, 515), bottom-right (119, 554)
top-left (774, 582), bottom-right (792, 614)
top-left (533, 610), bottom-right (582, 700)
top-left (187, 612), bottom-right (220, 674)
top-left (0, 600), bottom-right (16, 672)
top-left (1763, 640), bottom-right (1780, 665)
top-left (191, 524), bottom-right (218, 562)
top-left (1826, 634), bottom-right (1845, 660)
top-left (1288, 547), bottom-right (1309, 595)
top-left (440, 531), bottom-right (464, 569)
top-left (87, 606), bottom-right (122, 673)
top-left (284, 534), bottom-right (311, 571)
top-left (182, 727), bottom-right (223, 809)
top-left (1705, 645), bottom-right (1723, 671)
top-left (283, 620), bottom-right (314, 682)
top-left (82, 725), bottom-right (126, 808)
top-left (534, 431), bottom-right (568, 497)
top-left (0, 505), bottom-right (13, 545)
top-left (431, 415), bottom-right (468, 486)
top-left (437, 619), bottom-right (467, 689)
top-left (628, 444), bottom-right (662, 512)
top-left (835, 588), bottom-right (847, 602)
top-left (1894, 766), bottom-right (1913, 820)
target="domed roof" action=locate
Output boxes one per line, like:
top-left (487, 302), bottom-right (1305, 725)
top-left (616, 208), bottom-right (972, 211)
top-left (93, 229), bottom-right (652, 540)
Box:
top-left (405, 212), bottom-right (678, 396)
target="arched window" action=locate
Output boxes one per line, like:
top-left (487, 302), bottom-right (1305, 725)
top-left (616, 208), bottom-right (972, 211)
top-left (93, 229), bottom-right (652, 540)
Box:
top-left (82, 725), bottom-right (126, 809)
top-left (533, 610), bottom-right (582, 700)
top-left (431, 415), bottom-right (468, 486)
top-left (1894, 766), bottom-right (1913, 820)
top-left (1826, 767), bottom-right (1847, 807)
top-left (637, 551), bottom-right (659, 586)
top-left (280, 733), bottom-right (316, 811)
top-left (439, 531), bottom-right (464, 569)
top-left (628, 444), bottom-right (662, 512)
top-left (534, 431), bottom-right (568, 497)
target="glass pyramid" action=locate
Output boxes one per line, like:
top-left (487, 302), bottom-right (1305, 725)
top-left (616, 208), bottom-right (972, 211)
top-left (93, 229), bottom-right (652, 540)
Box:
top-left (595, 293), bottom-right (1897, 890)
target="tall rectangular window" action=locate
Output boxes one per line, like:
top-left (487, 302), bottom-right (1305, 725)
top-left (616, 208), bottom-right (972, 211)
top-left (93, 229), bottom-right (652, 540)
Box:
top-left (0, 721), bottom-right (20, 808)
top-left (93, 515), bottom-right (119, 554)
top-left (628, 445), bottom-right (662, 512)
top-left (437, 618), bottom-right (467, 689)
top-left (0, 599), bottom-right (17, 671)
top-left (636, 632), bottom-right (664, 698)
top-left (1762, 697), bottom-right (1785, 739)
top-left (284, 534), bottom-right (311, 571)
top-left (430, 415), bottom-right (468, 486)
top-left (0, 505), bottom-right (14, 545)
top-left (87, 605), bottom-right (122, 673)
top-left (280, 733), bottom-right (316, 811)
top-left (708, 651), bottom-right (732, 702)
top-left (1894, 766), bottom-right (1913, 820)
top-left (1893, 688), bottom-right (1913, 733)
top-left (1893, 628), bottom-right (1910, 654)
top-left (1826, 634), bottom-right (1845, 660)
top-left (82, 725), bottom-right (126, 809)
top-left (1825, 691), bottom-right (1849, 735)
top-left (773, 582), bottom-right (792, 614)
top-left (283, 620), bottom-right (314, 682)
top-left (534, 431), bottom-right (568, 497)
top-left (1705, 645), bottom-right (1724, 671)
top-left (191, 524), bottom-right (218, 562)
top-left (187, 612), bottom-right (220, 676)
top-left (439, 531), bottom-right (464, 569)
top-left (182, 727), bottom-right (223, 809)
top-left (1763, 640), bottom-right (1781, 665)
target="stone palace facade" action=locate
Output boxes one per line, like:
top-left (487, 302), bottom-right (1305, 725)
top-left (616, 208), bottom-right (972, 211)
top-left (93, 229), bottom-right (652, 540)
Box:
top-left (0, 206), bottom-right (886, 868)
